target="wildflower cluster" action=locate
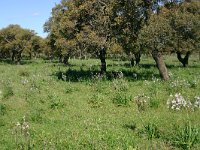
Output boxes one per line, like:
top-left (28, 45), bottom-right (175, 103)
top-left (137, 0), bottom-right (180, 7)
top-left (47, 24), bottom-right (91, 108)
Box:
top-left (170, 79), bottom-right (195, 89)
top-left (134, 93), bottom-right (150, 111)
top-left (167, 93), bottom-right (199, 111)
top-left (12, 116), bottom-right (30, 148)
top-left (91, 72), bottom-right (106, 81)
top-left (132, 73), bottom-right (137, 79)
top-left (151, 74), bottom-right (160, 83)
top-left (194, 96), bottom-right (200, 108)
top-left (112, 79), bottom-right (129, 92)
top-left (21, 78), bottom-right (29, 85)
top-left (110, 71), bottom-right (124, 79)
top-left (14, 116), bottom-right (30, 136)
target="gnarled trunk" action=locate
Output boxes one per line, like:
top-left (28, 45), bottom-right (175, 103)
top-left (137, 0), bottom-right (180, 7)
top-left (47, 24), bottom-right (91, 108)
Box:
top-left (152, 50), bottom-right (169, 80)
top-left (177, 51), bottom-right (191, 67)
top-left (99, 47), bottom-right (106, 74)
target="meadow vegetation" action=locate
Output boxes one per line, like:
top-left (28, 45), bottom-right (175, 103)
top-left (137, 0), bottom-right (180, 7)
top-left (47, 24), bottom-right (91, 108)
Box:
top-left (0, 55), bottom-right (200, 149)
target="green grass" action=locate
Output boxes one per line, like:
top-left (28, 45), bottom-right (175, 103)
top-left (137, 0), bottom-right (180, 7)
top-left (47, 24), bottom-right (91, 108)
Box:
top-left (0, 55), bottom-right (200, 149)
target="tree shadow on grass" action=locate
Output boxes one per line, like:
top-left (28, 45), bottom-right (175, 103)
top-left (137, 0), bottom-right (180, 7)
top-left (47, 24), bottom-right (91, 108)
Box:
top-left (0, 59), bottom-right (36, 65)
top-left (122, 63), bottom-right (200, 69)
top-left (52, 68), bottom-right (160, 82)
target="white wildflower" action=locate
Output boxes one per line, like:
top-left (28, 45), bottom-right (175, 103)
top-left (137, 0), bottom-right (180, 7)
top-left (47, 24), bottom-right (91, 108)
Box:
top-left (194, 96), bottom-right (200, 108)
top-left (167, 93), bottom-right (193, 111)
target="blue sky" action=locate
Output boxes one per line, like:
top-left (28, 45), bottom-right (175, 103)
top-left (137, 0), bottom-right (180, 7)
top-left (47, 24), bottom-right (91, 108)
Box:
top-left (0, 0), bottom-right (60, 37)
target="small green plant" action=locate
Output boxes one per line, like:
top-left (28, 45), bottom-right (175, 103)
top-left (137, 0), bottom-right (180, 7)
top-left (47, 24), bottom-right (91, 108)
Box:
top-left (50, 99), bottom-right (64, 109)
top-left (89, 93), bottom-right (104, 108)
top-left (2, 85), bottom-right (14, 99)
top-left (30, 109), bottom-right (44, 123)
top-left (143, 123), bottom-right (160, 140)
top-left (112, 79), bottom-right (129, 92)
top-left (149, 98), bottom-right (160, 109)
top-left (48, 94), bottom-right (65, 109)
top-left (18, 70), bottom-right (30, 77)
top-left (12, 116), bottom-right (31, 149)
top-left (113, 92), bottom-right (132, 106)
top-left (0, 103), bottom-right (6, 115)
top-left (65, 86), bottom-right (74, 94)
top-left (134, 94), bottom-right (149, 111)
top-left (170, 122), bottom-right (199, 150)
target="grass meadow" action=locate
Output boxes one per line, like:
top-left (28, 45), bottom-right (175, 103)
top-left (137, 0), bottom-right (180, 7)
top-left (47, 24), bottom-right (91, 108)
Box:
top-left (0, 55), bottom-right (200, 149)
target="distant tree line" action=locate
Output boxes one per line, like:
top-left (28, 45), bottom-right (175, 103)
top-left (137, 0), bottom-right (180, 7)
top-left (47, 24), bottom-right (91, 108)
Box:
top-left (44, 0), bottom-right (200, 80)
top-left (0, 25), bottom-right (46, 64)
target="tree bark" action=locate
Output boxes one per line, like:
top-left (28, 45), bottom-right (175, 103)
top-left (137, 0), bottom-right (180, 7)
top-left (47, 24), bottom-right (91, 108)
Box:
top-left (63, 54), bottom-right (70, 65)
top-left (16, 51), bottom-right (22, 65)
top-left (135, 52), bottom-right (141, 66)
top-left (11, 51), bottom-right (16, 62)
top-left (176, 51), bottom-right (191, 67)
top-left (29, 52), bottom-right (32, 60)
top-left (99, 47), bottom-right (106, 74)
top-left (130, 58), bottom-right (135, 67)
top-left (152, 50), bottom-right (169, 80)
top-left (59, 54), bottom-right (63, 63)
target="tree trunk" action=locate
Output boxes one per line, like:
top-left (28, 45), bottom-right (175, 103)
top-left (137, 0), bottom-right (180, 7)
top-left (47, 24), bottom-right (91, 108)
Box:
top-left (130, 58), bottom-right (135, 67)
top-left (99, 47), bottom-right (106, 74)
top-left (177, 51), bottom-right (191, 67)
top-left (152, 50), bottom-right (169, 80)
top-left (16, 51), bottom-right (22, 65)
top-left (135, 52), bottom-right (141, 66)
top-left (63, 54), bottom-right (69, 65)
top-left (29, 52), bottom-right (32, 60)
top-left (59, 54), bottom-right (63, 63)
top-left (11, 51), bottom-right (16, 62)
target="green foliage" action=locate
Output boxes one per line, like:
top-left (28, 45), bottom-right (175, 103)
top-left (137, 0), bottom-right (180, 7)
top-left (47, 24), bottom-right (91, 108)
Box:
top-left (89, 93), bottom-right (105, 108)
top-left (143, 123), bottom-right (160, 140)
top-left (0, 103), bottom-right (6, 115)
top-left (113, 92), bottom-right (132, 106)
top-left (48, 94), bottom-right (65, 110)
top-left (2, 85), bottom-right (14, 99)
top-left (30, 108), bottom-right (45, 123)
top-left (134, 94), bottom-right (149, 111)
top-left (18, 69), bottom-right (30, 77)
top-left (112, 79), bottom-right (129, 92)
top-left (169, 122), bottom-right (199, 150)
